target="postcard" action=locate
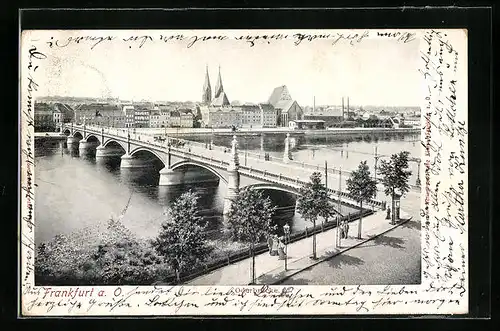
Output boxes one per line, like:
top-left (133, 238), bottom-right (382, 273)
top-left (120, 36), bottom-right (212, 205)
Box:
top-left (19, 28), bottom-right (468, 316)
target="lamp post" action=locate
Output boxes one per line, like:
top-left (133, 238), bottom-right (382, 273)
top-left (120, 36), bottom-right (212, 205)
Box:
top-left (283, 223), bottom-right (290, 271)
top-left (244, 139), bottom-right (248, 166)
top-left (415, 158), bottom-right (421, 186)
top-left (210, 127), bottom-right (214, 150)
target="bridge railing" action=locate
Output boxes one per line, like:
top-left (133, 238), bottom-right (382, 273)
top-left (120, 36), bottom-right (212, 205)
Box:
top-left (239, 150), bottom-right (355, 177)
top-left (73, 124), bottom-right (412, 187)
top-left (237, 163), bottom-right (385, 211)
top-left (236, 148), bottom-right (422, 191)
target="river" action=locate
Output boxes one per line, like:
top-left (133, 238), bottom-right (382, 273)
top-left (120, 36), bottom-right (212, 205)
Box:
top-left (34, 131), bottom-right (420, 245)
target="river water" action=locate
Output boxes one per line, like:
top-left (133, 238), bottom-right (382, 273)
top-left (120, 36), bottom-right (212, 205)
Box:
top-left (34, 131), bottom-right (420, 245)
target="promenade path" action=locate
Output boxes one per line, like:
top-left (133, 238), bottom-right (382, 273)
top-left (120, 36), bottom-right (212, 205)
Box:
top-left (186, 208), bottom-right (410, 286)
top-left (282, 189), bottom-right (422, 285)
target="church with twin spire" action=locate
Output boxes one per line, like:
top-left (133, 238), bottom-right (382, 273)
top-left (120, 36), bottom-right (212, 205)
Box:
top-left (202, 65), bottom-right (230, 107)
top-left (199, 65), bottom-right (301, 128)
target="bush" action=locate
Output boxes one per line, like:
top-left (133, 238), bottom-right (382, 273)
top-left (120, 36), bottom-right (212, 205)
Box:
top-left (89, 239), bottom-right (171, 285)
top-left (35, 218), bottom-right (171, 285)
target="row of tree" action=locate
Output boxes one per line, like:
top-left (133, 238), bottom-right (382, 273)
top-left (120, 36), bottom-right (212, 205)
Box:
top-left (154, 151), bottom-right (412, 284)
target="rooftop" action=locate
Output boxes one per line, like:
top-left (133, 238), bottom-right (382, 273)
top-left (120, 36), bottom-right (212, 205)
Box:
top-left (268, 85), bottom-right (291, 107)
top-left (211, 91), bottom-right (230, 107)
top-left (274, 99), bottom-right (297, 112)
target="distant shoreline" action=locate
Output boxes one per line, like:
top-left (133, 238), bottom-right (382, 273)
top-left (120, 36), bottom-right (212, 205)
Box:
top-left (36, 127), bottom-right (420, 139)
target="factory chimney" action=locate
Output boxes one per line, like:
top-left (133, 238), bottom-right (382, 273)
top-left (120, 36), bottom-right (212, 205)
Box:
top-left (347, 97), bottom-right (350, 117)
top-left (342, 97), bottom-right (344, 120)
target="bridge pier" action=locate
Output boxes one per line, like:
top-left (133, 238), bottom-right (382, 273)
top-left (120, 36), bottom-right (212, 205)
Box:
top-left (78, 139), bottom-right (93, 153)
top-left (66, 136), bottom-right (80, 145)
top-left (120, 153), bottom-right (150, 168)
top-left (159, 167), bottom-right (185, 186)
top-left (96, 145), bottom-right (124, 158)
top-left (223, 168), bottom-right (240, 215)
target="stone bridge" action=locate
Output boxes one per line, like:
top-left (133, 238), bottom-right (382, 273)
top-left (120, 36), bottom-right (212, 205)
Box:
top-left (60, 123), bottom-right (387, 214)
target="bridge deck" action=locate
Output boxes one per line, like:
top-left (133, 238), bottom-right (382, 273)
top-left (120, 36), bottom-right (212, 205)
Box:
top-left (62, 124), bottom-right (421, 210)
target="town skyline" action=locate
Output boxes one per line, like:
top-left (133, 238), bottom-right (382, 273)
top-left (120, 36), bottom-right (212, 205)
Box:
top-left (31, 30), bottom-right (421, 108)
top-left (36, 94), bottom-right (421, 110)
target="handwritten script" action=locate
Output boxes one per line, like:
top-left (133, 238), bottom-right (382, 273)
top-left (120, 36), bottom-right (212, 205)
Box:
top-left (43, 30), bottom-right (417, 50)
top-left (419, 30), bottom-right (468, 304)
top-left (22, 284), bottom-right (466, 315)
top-left (21, 41), bottom-right (46, 297)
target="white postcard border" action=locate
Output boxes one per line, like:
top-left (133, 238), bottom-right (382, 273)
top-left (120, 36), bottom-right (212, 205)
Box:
top-left (19, 28), bottom-right (468, 316)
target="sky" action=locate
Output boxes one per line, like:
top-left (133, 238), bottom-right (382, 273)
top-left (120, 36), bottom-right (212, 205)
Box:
top-left (23, 29), bottom-right (421, 107)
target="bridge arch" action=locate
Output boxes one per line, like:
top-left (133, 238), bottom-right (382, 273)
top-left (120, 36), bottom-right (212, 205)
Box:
top-left (73, 131), bottom-right (84, 139)
top-left (129, 147), bottom-right (167, 167)
top-left (170, 160), bottom-right (228, 184)
top-left (102, 139), bottom-right (127, 151)
top-left (246, 183), bottom-right (343, 216)
top-left (245, 183), bottom-right (298, 196)
top-left (85, 134), bottom-right (101, 144)
top-left (62, 129), bottom-right (71, 136)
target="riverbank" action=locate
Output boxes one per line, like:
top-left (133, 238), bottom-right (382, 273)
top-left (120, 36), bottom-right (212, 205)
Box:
top-left (34, 132), bottom-right (67, 140)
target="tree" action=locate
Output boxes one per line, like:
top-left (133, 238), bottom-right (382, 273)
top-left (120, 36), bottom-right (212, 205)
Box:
top-left (226, 187), bottom-right (277, 284)
top-left (153, 190), bottom-right (212, 283)
top-left (377, 151), bottom-right (412, 224)
top-left (296, 172), bottom-right (334, 259)
top-left (346, 161), bottom-right (378, 239)
top-left (90, 218), bottom-right (170, 285)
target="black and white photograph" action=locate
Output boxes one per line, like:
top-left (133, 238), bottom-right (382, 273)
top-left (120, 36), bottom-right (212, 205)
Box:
top-left (20, 25), bottom-right (469, 316)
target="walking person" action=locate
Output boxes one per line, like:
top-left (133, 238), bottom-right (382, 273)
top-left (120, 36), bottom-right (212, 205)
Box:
top-left (345, 221), bottom-right (350, 239)
top-left (267, 235), bottom-right (273, 255)
top-left (278, 236), bottom-right (286, 260)
top-left (271, 235), bottom-right (279, 256)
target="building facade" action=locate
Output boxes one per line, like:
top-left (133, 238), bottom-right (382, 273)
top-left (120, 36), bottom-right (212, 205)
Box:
top-left (259, 103), bottom-right (277, 128)
top-left (303, 115), bottom-right (343, 127)
top-left (180, 111), bottom-right (194, 128)
top-left (149, 110), bottom-right (170, 128)
top-left (239, 104), bottom-right (261, 128)
top-left (169, 111), bottom-right (181, 127)
top-left (134, 107), bottom-right (151, 128)
top-left (209, 107), bottom-right (242, 128)
top-left (34, 102), bottom-right (56, 131)
top-left (123, 106), bottom-right (135, 128)
top-left (53, 109), bottom-right (63, 125)
top-left (73, 103), bottom-right (124, 127)
top-left (289, 119), bottom-right (326, 130)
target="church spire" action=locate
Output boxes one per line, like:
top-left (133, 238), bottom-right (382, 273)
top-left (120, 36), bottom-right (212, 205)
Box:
top-left (202, 64), bottom-right (212, 104)
top-left (214, 65), bottom-right (224, 99)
